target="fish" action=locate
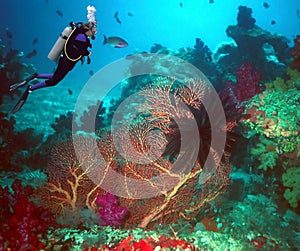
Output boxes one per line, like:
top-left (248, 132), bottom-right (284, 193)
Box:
top-left (103, 35), bottom-right (128, 48)
top-left (209, 0), bottom-right (214, 3)
top-left (56, 10), bottom-right (63, 17)
top-left (179, 2), bottom-right (183, 7)
top-left (271, 20), bottom-right (276, 25)
top-left (116, 17), bottom-right (122, 24)
top-left (89, 70), bottom-right (94, 76)
top-left (68, 89), bottom-right (73, 95)
top-left (128, 12), bottom-right (134, 16)
top-left (263, 2), bottom-right (269, 8)
top-left (297, 9), bottom-right (300, 18)
top-left (32, 38), bottom-right (38, 44)
top-left (25, 49), bottom-right (37, 58)
top-left (114, 11), bottom-right (122, 24)
top-left (6, 28), bottom-right (13, 39)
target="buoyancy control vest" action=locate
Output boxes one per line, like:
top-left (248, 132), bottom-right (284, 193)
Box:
top-left (48, 22), bottom-right (89, 62)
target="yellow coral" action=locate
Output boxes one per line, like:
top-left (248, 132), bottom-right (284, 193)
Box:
top-left (264, 77), bottom-right (287, 91)
top-left (273, 77), bottom-right (288, 91)
top-left (265, 68), bottom-right (300, 91)
top-left (282, 167), bottom-right (300, 208)
top-left (287, 67), bottom-right (300, 80)
top-left (286, 67), bottom-right (300, 89)
top-left (264, 81), bottom-right (274, 90)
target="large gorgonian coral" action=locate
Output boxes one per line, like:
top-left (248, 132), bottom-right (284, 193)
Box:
top-left (37, 78), bottom-right (237, 229)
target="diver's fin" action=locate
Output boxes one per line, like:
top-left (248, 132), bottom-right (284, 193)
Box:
top-left (9, 72), bottom-right (38, 92)
top-left (9, 80), bottom-right (27, 92)
top-left (11, 86), bottom-right (31, 114)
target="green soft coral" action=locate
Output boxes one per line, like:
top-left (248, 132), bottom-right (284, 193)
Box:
top-left (250, 136), bottom-right (278, 171)
top-left (258, 152), bottom-right (277, 171)
top-left (282, 167), bottom-right (300, 208)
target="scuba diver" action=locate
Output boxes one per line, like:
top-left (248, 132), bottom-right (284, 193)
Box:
top-left (10, 6), bottom-right (97, 114)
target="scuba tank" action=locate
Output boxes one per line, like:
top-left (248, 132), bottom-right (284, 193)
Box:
top-left (48, 22), bottom-right (76, 61)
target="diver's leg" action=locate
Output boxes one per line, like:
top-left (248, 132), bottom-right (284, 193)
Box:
top-left (12, 76), bottom-right (58, 113)
top-left (29, 81), bottom-right (48, 91)
top-left (24, 72), bottom-right (38, 82)
top-left (9, 72), bottom-right (38, 91)
top-left (39, 57), bottom-right (74, 87)
top-left (29, 62), bottom-right (71, 91)
top-left (36, 73), bottom-right (53, 79)
top-left (12, 57), bottom-right (74, 113)
top-left (22, 74), bottom-right (54, 91)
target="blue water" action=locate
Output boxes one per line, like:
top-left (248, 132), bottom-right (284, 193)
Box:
top-left (1, 0), bottom-right (299, 86)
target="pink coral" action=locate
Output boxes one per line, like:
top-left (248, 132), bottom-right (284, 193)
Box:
top-left (95, 192), bottom-right (128, 226)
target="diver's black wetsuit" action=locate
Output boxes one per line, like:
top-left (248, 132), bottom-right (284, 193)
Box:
top-left (11, 27), bottom-right (93, 114)
top-left (29, 29), bottom-right (92, 91)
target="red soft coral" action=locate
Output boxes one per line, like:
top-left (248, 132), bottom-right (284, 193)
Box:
top-left (226, 62), bottom-right (263, 103)
top-left (98, 235), bottom-right (195, 250)
top-left (290, 35), bottom-right (300, 70)
top-left (0, 180), bottom-right (53, 250)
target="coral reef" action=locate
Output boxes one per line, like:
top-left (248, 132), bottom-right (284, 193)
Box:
top-left (147, 38), bottom-right (221, 87)
top-left (0, 39), bottom-right (35, 102)
top-left (237, 6), bottom-right (256, 29)
top-left (290, 35), bottom-right (300, 70)
top-left (224, 193), bottom-right (298, 250)
top-left (265, 68), bottom-right (300, 91)
top-left (35, 135), bottom-right (103, 218)
top-left (98, 235), bottom-right (195, 250)
top-left (222, 62), bottom-right (263, 104)
top-left (242, 88), bottom-right (300, 151)
top-left (36, 79), bottom-right (235, 230)
top-left (239, 69), bottom-right (300, 212)
top-left (0, 111), bottom-right (45, 172)
top-left (95, 192), bottom-right (128, 226)
top-left (0, 180), bottom-right (54, 250)
top-left (214, 6), bottom-right (290, 81)
top-left (282, 167), bottom-right (300, 208)
top-left (1, 5), bottom-right (299, 249)
top-left (250, 135), bottom-right (278, 171)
